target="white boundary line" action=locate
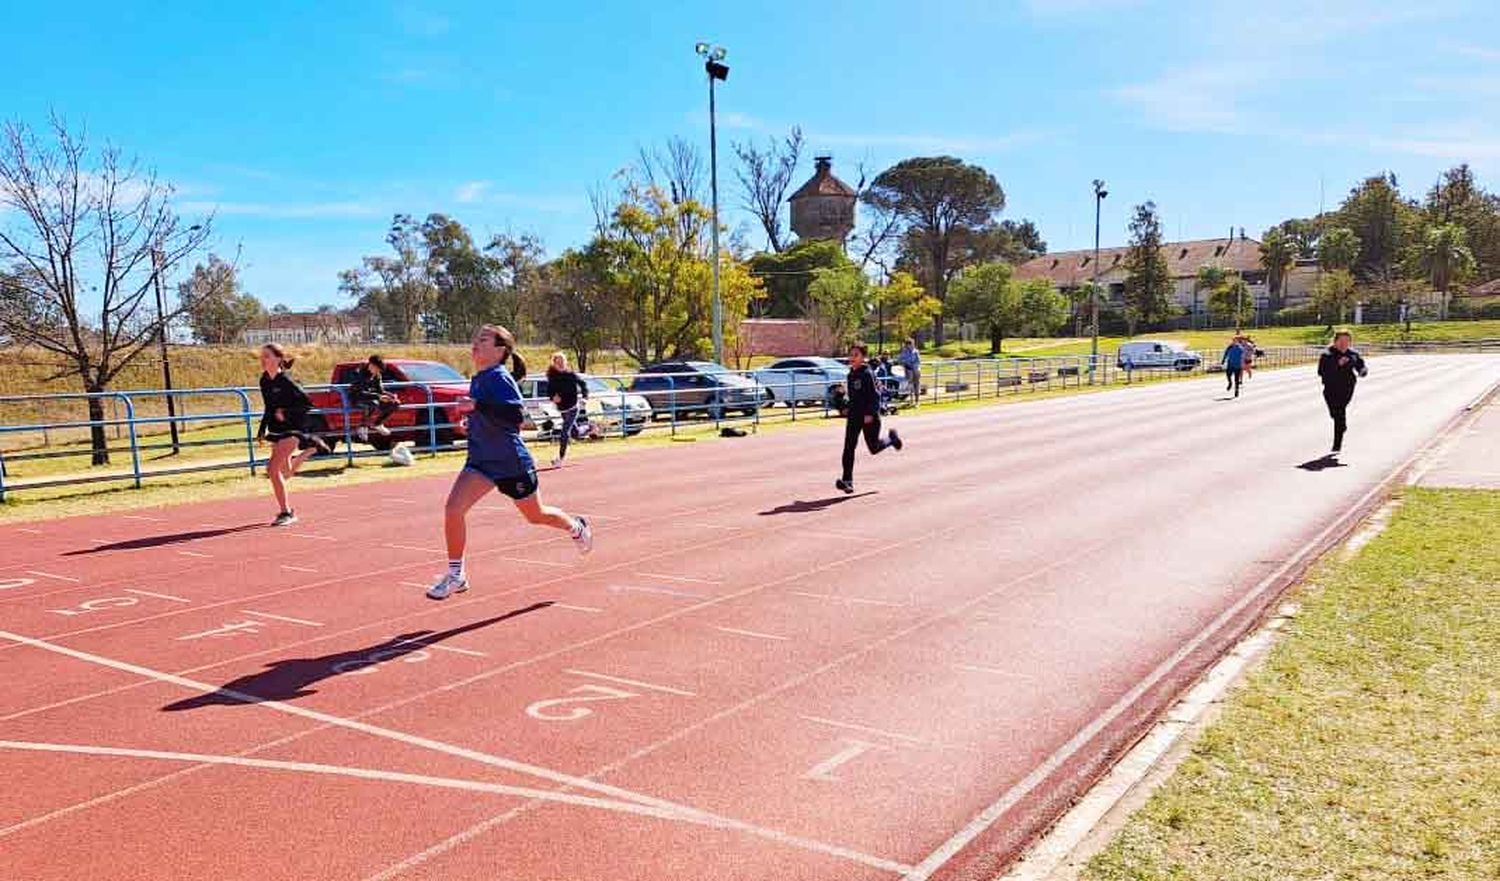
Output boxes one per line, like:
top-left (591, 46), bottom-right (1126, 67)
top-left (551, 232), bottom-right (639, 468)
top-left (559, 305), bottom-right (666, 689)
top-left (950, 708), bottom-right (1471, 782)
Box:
top-left (123, 589), bottom-right (190, 604)
top-left (712, 626), bottom-right (789, 642)
top-left (25, 570), bottom-right (80, 583)
top-left (790, 591), bottom-right (906, 608)
top-left (279, 564), bottom-right (318, 573)
top-left (241, 610), bottom-right (324, 628)
top-left (0, 628), bottom-right (905, 875)
top-left (800, 715), bottom-right (929, 746)
top-left (563, 669), bottom-right (696, 697)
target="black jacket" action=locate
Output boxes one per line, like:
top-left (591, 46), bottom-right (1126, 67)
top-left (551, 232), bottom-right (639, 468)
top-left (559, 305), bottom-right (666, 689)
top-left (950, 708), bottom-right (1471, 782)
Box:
top-left (1318, 347), bottom-right (1367, 398)
top-left (844, 364), bottom-right (880, 419)
top-left (259, 371), bottom-right (314, 438)
top-left (546, 368), bottom-right (588, 412)
top-left (348, 369), bottom-right (386, 405)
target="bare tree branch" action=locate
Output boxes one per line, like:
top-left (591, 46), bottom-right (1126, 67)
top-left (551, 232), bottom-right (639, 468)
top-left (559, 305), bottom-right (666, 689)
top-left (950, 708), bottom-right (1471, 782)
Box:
top-left (732, 126), bottom-right (802, 253)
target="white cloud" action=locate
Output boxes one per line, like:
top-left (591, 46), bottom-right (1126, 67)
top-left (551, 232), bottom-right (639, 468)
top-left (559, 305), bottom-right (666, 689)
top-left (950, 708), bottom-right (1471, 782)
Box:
top-left (454, 181), bottom-right (491, 204)
top-left (1374, 134), bottom-right (1500, 161)
top-left (1452, 43), bottom-right (1500, 63)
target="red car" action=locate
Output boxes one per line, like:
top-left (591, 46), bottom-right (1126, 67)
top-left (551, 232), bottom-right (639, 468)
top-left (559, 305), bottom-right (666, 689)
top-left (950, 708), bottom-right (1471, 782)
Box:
top-left (306, 359), bottom-right (474, 451)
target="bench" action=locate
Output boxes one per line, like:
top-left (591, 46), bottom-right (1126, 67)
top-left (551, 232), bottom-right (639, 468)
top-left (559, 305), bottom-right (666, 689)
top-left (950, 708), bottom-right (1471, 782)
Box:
top-left (996, 375), bottom-right (1022, 388)
top-left (1027, 371), bottom-right (1050, 384)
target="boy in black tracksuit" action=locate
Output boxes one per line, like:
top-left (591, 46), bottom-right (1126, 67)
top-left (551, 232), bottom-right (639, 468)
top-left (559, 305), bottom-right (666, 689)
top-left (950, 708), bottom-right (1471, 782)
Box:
top-left (1317, 330), bottom-right (1368, 454)
top-left (350, 354), bottom-right (399, 441)
top-left (836, 344), bottom-right (903, 493)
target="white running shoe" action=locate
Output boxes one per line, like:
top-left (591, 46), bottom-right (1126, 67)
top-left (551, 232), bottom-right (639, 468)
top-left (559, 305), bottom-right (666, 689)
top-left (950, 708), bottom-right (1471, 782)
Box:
top-left (356, 426), bottom-right (369, 442)
top-left (426, 572), bottom-right (469, 600)
top-left (571, 516), bottom-right (593, 554)
top-left (271, 510), bottom-right (298, 527)
top-left (551, 457), bottom-right (563, 468)
top-left (374, 424), bottom-right (391, 436)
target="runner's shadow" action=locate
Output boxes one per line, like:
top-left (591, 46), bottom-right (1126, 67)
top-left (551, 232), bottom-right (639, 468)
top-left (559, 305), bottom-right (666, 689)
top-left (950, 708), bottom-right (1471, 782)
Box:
top-left (161, 603), bottom-right (552, 711)
top-left (65, 524), bottom-right (263, 555)
top-left (1297, 455), bottom-right (1348, 472)
top-left (758, 492), bottom-right (877, 516)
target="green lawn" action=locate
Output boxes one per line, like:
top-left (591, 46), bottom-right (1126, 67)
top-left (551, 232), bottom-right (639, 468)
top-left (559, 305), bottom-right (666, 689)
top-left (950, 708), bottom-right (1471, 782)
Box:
top-left (1083, 488), bottom-right (1500, 881)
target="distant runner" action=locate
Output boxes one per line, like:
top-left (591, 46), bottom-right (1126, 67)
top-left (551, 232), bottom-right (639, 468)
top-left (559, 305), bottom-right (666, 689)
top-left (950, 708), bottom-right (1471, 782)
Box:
top-left (256, 343), bottom-right (330, 527)
top-left (835, 343), bottom-right (903, 494)
top-left (546, 351), bottom-right (588, 468)
top-left (1318, 330), bottom-right (1368, 455)
top-left (1221, 336), bottom-right (1246, 398)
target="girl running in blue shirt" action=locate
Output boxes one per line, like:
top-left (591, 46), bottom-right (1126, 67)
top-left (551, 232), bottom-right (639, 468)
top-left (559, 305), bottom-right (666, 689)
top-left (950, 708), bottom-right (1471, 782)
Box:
top-left (426, 325), bottom-right (593, 600)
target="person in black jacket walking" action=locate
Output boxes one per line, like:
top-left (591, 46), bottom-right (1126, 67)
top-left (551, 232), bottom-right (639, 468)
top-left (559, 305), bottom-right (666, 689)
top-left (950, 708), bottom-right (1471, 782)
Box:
top-left (836, 344), bottom-right (903, 493)
top-left (257, 344), bottom-right (329, 526)
top-left (1318, 330), bottom-right (1368, 455)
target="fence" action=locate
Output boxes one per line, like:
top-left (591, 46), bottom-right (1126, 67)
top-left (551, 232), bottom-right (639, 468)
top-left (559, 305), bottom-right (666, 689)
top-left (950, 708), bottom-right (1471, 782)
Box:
top-left (0, 343), bottom-right (1463, 502)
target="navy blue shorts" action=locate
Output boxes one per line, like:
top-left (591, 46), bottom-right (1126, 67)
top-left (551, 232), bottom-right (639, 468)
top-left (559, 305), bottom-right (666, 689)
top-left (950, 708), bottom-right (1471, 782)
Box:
top-left (465, 461), bottom-right (538, 500)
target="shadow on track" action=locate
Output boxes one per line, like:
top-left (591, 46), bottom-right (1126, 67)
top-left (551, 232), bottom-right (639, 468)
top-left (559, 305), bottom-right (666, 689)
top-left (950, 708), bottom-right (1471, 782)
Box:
top-left (65, 523), bottom-right (263, 555)
top-left (758, 492), bottom-right (877, 516)
top-left (162, 603), bottom-right (551, 711)
top-left (1296, 454), bottom-right (1348, 472)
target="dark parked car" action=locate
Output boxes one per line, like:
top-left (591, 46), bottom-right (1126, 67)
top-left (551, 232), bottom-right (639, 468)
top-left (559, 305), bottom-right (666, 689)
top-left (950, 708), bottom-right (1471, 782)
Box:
top-left (627, 361), bottom-right (763, 419)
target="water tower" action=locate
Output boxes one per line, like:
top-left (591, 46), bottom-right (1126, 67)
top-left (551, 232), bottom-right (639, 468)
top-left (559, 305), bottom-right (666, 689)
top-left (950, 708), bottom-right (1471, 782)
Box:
top-left (789, 156), bottom-right (857, 245)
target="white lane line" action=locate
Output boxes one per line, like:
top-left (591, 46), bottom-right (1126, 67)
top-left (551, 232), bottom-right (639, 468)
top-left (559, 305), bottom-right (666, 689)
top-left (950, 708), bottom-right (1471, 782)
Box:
top-left (0, 741), bottom-right (696, 834)
top-left (383, 499), bottom-right (417, 505)
top-left (686, 523), bottom-right (743, 531)
top-left (553, 603), bottom-right (604, 613)
top-left (287, 533), bottom-right (336, 542)
top-left (800, 715), bottom-right (929, 746)
top-left (712, 626), bottom-right (789, 642)
top-left (177, 551), bottom-right (211, 559)
top-left (25, 571), bottom-right (80, 583)
top-left (801, 529), bottom-right (881, 543)
top-left (122, 589), bottom-right (190, 604)
top-left (0, 631), bottom-right (906, 876)
top-left (393, 638), bottom-right (486, 658)
top-left (399, 581), bottom-right (430, 589)
top-left (607, 584), bottom-right (703, 600)
top-left (390, 543), bottom-right (435, 554)
top-left (122, 515), bottom-right (166, 522)
top-left (17, 528), bottom-right (44, 535)
top-left (638, 572), bottom-right (722, 585)
top-left (802, 739), bottom-right (885, 782)
top-left (562, 669), bottom-right (696, 697)
top-left (498, 556), bottom-right (571, 569)
top-left (241, 610), bottom-right (323, 628)
top-left (279, 564), bottom-right (318, 573)
top-left (790, 591), bottom-right (906, 608)
top-left (953, 663), bottom-right (1036, 681)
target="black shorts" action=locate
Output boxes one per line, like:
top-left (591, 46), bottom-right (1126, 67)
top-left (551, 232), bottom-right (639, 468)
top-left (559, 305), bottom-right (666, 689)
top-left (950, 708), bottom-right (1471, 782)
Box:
top-left (465, 462), bottom-right (538, 500)
top-left (264, 431), bottom-right (321, 451)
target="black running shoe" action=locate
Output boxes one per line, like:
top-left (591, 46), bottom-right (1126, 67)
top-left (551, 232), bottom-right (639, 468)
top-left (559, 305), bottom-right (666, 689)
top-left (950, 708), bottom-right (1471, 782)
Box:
top-left (272, 510), bottom-right (298, 527)
top-left (835, 478), bottom-right (853, 494)
top-left (888, 429), bottom-right (903, 451)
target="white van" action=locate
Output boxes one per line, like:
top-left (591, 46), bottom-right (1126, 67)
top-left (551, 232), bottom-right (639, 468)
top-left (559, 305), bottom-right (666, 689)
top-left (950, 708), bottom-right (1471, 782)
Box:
top-left (1116, 340), bottom-right (1202, 372)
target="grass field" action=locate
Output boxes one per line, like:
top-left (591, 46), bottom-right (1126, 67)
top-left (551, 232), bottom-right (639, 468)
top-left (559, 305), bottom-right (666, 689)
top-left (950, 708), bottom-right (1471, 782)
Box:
top-left (1082, 487), bottom-right (1500, 881)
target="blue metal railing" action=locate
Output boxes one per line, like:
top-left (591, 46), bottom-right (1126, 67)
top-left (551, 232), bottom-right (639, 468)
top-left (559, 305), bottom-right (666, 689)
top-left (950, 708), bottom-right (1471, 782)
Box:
top-left (1, 349), bottom-right (1342, 501)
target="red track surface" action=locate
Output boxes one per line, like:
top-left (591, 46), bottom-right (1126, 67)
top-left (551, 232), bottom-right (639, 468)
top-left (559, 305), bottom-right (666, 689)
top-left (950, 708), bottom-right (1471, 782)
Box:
top-left (3, 354), bottom-right (1498, 881)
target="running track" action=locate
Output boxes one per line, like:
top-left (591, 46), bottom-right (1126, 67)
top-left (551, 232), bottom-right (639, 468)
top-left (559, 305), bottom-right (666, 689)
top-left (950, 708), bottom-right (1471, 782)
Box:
top-left (3, 354), bottom-right (1497, 881)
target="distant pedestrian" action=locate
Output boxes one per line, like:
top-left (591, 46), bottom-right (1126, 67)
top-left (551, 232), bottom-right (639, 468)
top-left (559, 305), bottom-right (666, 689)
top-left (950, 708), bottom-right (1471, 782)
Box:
top-left (256, 344), bottom-right (330, 527)
top-left (897, 339), bottom-right (922, 407)
top-left (1221, 336), bottom-right (1246, 397)
top-left (349, 354), bottom-right (399, 442)
top-left (546, 351), bottom-right (589, 468)
top-left (1318, 330), bottom-right (1368, 455)
top-left (425, 325), bottom-right (591, 601)
top-left (835, 343), bottom-right (903, 494)
top-left (1239, 335), bottom-right (1257, 379)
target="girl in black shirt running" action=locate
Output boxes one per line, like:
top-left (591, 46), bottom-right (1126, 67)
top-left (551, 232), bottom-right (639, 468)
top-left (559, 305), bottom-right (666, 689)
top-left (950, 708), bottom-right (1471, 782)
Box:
top-left (257, 344), bottom-right (329, 526)
top-left (546, 352), bottom-right (589, 468)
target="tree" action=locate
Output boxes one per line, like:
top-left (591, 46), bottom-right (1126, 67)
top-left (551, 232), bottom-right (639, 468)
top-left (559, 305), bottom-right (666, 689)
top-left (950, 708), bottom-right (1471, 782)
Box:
top-left (1317, 226), bottom-right (1361, 272)
top-left (862, 156), bottom-right (1005, 344)
top-left (1208, 275), bottom-right (1254, 328)
top-left (1419, 223), bottom-right (1476, 319)
top-left (0, 117), bottom-right (211, 464)
top-left (534, 246), bottom-right (617, 372)
top-left (486, 231), bottom-right (544, 332)
top-left (340, 214), bottom-right (434, 342)
top-left (178, 255), bottom-right (265, 344)
top-left (1332, 174), bottom-right (1423, 283)
top-left (804, 265), bottom-right (869, 351)
top-left (1193, 264), bottom-right (1229, 325)
top-left (733, 126), bottom-right (803, 253)
top-left (1016, 278), bottom-right (1069, 337)
top-left (1313, 270), bottom-right (1357, 325)
top-left (1424, 164), bottom-right (1500, 282)
top-left (948, 261), bottom-right (1020, 354)
top-left (1258, 228), bottom-right (1297, 309)
top-left (872, 271), bottom-right (941, 345)
top-left (947, 219), bottom-right (1048, 268)
top-left (418, 214), bottom-right (498, 342)
top-left (747, 239), bottom-right (850, 318)
top-left (1121, 202), bottom-right (1176, 335)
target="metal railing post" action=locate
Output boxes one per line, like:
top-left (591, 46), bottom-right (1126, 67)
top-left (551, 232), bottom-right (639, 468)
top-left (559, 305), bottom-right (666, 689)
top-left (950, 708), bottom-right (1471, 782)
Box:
top-left (422, 383), bottom-right (438, 456)
top-left (234, 389), bottom-right (258, 477)
top-left (119, 393), bottom-right (143, 489)
top-left (668, 376), bottom-right (678, 437)
top-left (335, 387), bottom-right (355, 467)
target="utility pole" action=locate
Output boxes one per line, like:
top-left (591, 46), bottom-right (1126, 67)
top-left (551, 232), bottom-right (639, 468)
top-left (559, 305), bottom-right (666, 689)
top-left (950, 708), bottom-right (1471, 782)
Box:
top-left (697, 42), bottom-right (730, 363)
top-left (1091, 179), bottom-right (1108, 382)
top-left (151, 247), bottom-right (181, 455)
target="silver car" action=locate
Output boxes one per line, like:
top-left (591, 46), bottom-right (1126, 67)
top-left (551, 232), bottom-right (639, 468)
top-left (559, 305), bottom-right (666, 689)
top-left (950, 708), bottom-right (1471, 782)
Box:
top-left (752, 356), bottom-right (849, 407)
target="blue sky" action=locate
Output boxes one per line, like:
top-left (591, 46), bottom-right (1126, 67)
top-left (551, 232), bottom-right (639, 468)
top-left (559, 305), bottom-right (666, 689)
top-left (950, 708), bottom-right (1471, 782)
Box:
top-left (8, 0), bottom-right (1499, 309)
